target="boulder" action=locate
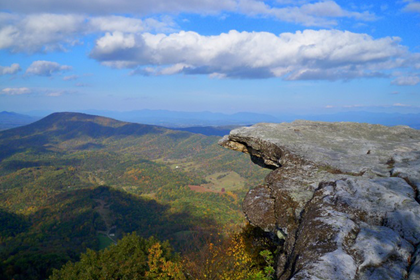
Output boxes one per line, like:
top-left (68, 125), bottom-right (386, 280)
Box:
top-left (219, 120), bottom-right (420, 280)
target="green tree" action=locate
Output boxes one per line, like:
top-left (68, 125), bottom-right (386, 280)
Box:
top-left (49, 232), bottom-right (184, 280)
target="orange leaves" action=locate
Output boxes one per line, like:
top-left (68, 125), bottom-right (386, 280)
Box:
top-left (182, 232), bottom-right (262, 280)
top-left (146, 242), bottom-right (186, 280)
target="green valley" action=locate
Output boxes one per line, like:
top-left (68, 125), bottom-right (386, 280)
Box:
top-left (0, 112), bottom-right (269, 280)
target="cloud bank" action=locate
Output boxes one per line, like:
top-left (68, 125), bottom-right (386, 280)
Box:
top-left (0, 2), bottom-right (417, 85)
top-left (0, 2), bottom-right (377, 53)
top-left (0, 13), bottom-right (175, 53)
top-left (0, 0), bottom-right (235, 15)
top-left (90, 29), bottom-right (418, 82)
top-left (0, 0), bottom-right (374, 27)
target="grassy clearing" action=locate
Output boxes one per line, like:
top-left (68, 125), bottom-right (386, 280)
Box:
top-left (204, 172), bottom-right (245, 191)
top-left (140, 192), bottom-right (157, 199)
top-left (188, 185), bottom-right (220, 193)
top-left (168, 161), bottom-right (196, 172)
top-left (98, 233), bottom-right (114, 250)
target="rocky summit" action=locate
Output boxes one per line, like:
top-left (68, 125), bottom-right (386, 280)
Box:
top-left (219, 120), bottom-right (420, 280)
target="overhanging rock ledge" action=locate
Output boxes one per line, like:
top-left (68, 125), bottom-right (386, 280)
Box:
top-left (219, 120), bottom-right (420, 280)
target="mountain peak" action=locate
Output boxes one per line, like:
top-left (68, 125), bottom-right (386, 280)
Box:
top-left (41, 112), bottom-right (129, 128)
top-left (0, 112), bottom-right (168, 143)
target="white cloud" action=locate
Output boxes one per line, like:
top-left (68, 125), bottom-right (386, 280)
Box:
top-left (391, 75), bottom-right (420, 86)
top-left (41, 89), bottom-right (78, 96)
top-left (26, 61), bottom-right (72, 76)
top-left (0, 13), bottom-right (85, 53)
top-left (45, 91), bottom-right (68, 97)
top-left (63, 75), bottom-right (79, 81)
top-left (403, 1), bottom-right (420, 13)
top-left (343, 104), bottom-right (364, 108)
top-left (0, 0), bottom-right (236, 15)
top-left (237, 0), bottom-right (375, 26)
top-left (0, 1), bottom-right (378, 53)
top-left (0, 1), bottom-right (375, 28)
top-left (1, 87), bottom-right (31, 95)
top-left (45, 92), bottom-right (62, 97)
top-left (393, 103), bottom-right (411, 107)
top-left (75, 83), bottom-right (90, 87)
top-left (0, 13), bottom-right (176, 53)
top-left (275, 0), bottom-right (312, 4)
top-left (88, 16), bottom-right (148, 33)
top-left (0, 63), bottom-right (21, 75)
top-left (88, 15), bottom-right (176, 33)
top-left (90, 29), bottom-right (416, 81)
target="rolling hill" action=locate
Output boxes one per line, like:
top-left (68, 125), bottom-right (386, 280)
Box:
top-left (0, 112), bottom-right (268, 280)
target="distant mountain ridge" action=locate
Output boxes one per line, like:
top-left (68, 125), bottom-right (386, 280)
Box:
top-left (2, 110), bottom-right (419, 131)
top-left (168, 125), bottom-right (243, 136)
top-left (0, 111), bottom-right (40, 131)
top-left (289, 111), bottom-right (420, 129)
top-left (80, 109), bottom-right (279, 127)
top-left (77, 109), bottom-right (420, 129)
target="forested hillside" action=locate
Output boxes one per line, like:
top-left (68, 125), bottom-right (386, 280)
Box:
top-left (0, 112), bottom-right (269, 280)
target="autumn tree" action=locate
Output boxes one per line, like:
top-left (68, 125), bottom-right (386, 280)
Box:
top-left (49, 232), bottom-right (185, 280)
top-left (182, 230), bottom-right (274, 280)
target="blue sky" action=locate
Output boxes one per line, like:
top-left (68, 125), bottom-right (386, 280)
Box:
top-left (0, 0), bottom-right (419, 115)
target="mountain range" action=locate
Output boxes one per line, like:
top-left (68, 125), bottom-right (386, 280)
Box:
top-left (1, 111), bottom-right (419, 280)
top-left (0, 112), bottom-right (269, 280)
top-left (2, 110), bottom-right (419, 132)
top-left (0, 111), bottom-right (40, 131)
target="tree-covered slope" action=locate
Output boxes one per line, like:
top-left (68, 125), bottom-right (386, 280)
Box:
top-left (0, 112), bottom-right (269, 280)
top-left (1, 186), bottom-right (216, 280)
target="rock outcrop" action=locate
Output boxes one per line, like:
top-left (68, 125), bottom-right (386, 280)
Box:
top-left (219, 120), bottom-right (420, 280)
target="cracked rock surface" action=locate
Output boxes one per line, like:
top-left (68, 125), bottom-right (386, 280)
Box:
top-left (219, 120), bottom-right (420, 280)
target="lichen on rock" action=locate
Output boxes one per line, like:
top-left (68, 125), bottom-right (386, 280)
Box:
top-left (219, 120), bottom-right (420, 280)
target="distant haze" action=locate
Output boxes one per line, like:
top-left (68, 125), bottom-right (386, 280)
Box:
top-left (1, 110), bottom-right (419, 131)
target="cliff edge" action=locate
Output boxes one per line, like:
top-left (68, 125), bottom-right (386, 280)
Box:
top-left (219, 120), bottom-right (420, 280)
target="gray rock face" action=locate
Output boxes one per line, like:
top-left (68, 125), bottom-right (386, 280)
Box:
top-left (219, 120), bottom-right (420, 280)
